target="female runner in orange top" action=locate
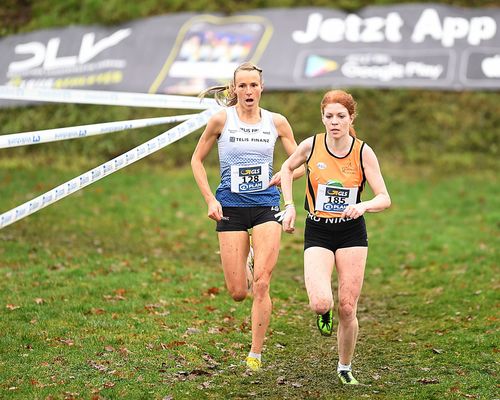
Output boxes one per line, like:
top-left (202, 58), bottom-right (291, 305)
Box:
top-left (279, 90), bottom-right (391, 385)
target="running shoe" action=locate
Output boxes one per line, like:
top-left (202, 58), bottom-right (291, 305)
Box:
top-left (337, 370), bottom-right (359, 385)
top-left (316, 309), bottom-right (334, 336)
top-left (246, 246), bottom-right (254, 291)
top-left (245, 356), bottom-right (261, 371)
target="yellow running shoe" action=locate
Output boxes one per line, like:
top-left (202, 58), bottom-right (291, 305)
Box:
top-left (316, 309), bottom-right (334, 336)
top-left (245, 356), bottom-right (261, 371)
top-left (337, 370), bottom-right (359, 385)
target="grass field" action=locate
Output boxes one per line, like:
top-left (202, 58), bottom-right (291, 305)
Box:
top-left (1, 0), bottom-right (498, 398)
top-left (0, 148), bottom-right (498, 399)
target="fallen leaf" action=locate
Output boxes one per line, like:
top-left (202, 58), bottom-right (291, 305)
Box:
top-left (88, 360), bottom-right (108, 372)
top-left (417, 378), bottom-right (439, 384)
top-left (206, 287), bottom-right (220, 296)
top-left (223, 315), bottom-right (235, 323)
top-left (189, 369), bottom-right (211, 377)
top-left (164, 341), bottom-right (187, 349)
top-left (145, 303), bottom-right (161, 311)
top-left (202, 353), bottom-right (219, 365)
top-left (58, 338), bottom-right (74, 346)
top-left (119, 347), bottom-right (132, 356)
top-left (239, 321), bottom-right (250, 332)
top-left (6, 304), bottom-right (20, 310)
top-left (103, 294), bottom-right (125, 301)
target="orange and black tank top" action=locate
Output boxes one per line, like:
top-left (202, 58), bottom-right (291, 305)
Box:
top-left (305, 133), bottom-right (366, 218)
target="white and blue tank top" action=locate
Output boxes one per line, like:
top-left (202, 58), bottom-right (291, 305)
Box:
top-left (215, 106), bottom-right (280, 207)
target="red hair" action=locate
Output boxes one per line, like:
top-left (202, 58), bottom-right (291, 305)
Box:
top-left (321, 90), bottom-right (357, 137)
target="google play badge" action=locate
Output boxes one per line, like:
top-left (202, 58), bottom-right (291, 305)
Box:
top-left (305, 55), bottom-right (339, 77)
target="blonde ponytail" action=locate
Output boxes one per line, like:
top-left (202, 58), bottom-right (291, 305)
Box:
top-left (198, 62), bottom-right (263, 107)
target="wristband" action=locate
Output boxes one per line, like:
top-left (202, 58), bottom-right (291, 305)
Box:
top-left (284, 200), bottom-right (294, 207)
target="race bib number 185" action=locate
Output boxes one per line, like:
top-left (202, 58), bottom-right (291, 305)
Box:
top-left (315, 184), bottom-right (358, 213)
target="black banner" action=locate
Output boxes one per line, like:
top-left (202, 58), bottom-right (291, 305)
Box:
top-left (0, 3), bottom-right (499, 107)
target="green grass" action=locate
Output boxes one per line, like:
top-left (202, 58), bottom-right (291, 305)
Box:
top-left (0, 155), bottom-right (498, 399)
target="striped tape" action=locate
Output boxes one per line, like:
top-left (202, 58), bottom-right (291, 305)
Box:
top-left (0, 106), bottom-right (221, 230)
top-left (0, 86), bottom-right (216, 109)
top-left (0, 114), bottom-right (198, 148)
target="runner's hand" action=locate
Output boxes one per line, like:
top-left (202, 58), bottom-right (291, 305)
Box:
top-left (208, 199), bottom-right (223, 221)
top-left (269, 171), bottom-right (281, 187)
top-left (341, 203), bottom-right (366, 219)
top-left (276, 205), bottom-right (296, 233)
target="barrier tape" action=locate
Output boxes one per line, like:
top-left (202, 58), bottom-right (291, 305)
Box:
top-left (0, 114), bottom-right (198, 148)
top-left (0, 106), bottom-right (221, 230)
top-left (0, 86), bottom-right (215, 109)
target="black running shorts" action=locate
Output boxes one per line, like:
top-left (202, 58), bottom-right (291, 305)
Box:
top-left (304, 215), bottom-right (368, 253)
top-left (216, 206), bottom-right (281, 232)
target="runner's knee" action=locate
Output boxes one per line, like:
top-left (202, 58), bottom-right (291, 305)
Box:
top-left (338, 300), bottom-right (357, 322)
top-left (309, 297), bottom-right (331, 315)
top-left (252, 277), bottom-right (270, 298)
top-left (228, 288), bottom-right (247, 302)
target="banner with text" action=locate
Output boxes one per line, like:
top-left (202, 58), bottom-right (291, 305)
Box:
top-left (0, 3), bottom-right (499, 108)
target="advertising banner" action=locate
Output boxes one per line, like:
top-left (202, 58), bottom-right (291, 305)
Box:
top-left (0, 3), bottom-right (499, 107)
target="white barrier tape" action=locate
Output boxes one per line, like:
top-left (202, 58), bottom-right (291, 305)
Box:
top-left (0, 114), bottom-right (198, 148)
top-left (0, 106), bottom-right (222, 230)
top-left (0, 86), bottom-right (216, 110)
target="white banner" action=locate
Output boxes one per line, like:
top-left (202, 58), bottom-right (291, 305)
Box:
top-left (0, 106), bottom-right (221, 230)
top-left (0, 114), bottom-right (197, 148)
top-left (0, 85), bottom-right (216, 109)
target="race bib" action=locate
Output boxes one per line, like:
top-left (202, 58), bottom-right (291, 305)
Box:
top-left (315, 184), bottom-right (358, 213)
top-left (230, 163), bottom-right (269, 193)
